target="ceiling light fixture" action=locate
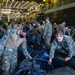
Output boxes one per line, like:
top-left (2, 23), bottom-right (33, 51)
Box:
top-left (43, 0), bottom-right (46, 2)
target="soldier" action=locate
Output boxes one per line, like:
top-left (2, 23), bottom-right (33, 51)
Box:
top-left (43, 17), bottom-right (52, 48)
top-left (1, 27), bottom-right (32, 75)
top-left (64, 27), bottom-right (71, 36)
top-left (14, 22), bottom-right (23, 30)
top-left (59, 21), bottom-right (66, 34)
top-left (48, 31), bottom-right (75, 68)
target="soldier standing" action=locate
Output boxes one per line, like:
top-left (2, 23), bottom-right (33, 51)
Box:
top-left (43, 17), bottom-right (52, 48)
top-left (59, 21), bottom-right (66, 34)
top-left (1, 27), bottom-right (31, 75)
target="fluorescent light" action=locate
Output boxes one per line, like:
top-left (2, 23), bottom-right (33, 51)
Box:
top-left (43, 0), bottom-right (46, 2)
top-left (12, 0), bottom-right (14, 1)
top-left (1, 9), bottom-right (11, 14)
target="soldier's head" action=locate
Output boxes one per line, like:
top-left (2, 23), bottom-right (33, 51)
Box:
top-left (55, 31), bottom-right (64, 42)
top-left (18, 27), bottom-right (27, 38)
top-left (45, 17), bottom-right (49, 22)
top-left (16, 22), bottom-right (21, 27)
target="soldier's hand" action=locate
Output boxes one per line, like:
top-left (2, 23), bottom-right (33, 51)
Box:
top-left (26, 56), bottom-right (32, 60)
top-left (65, 57), bottom-right (71, 61)
top-left (48, 58), bottom-right (52, 65)
top-left (30, 56), bottom-right (32, 59)
top-left (43, 36), bottom-right (44, 39)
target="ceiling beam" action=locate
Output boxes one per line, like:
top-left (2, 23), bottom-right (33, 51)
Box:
top-left (23, 2), bottom-right (33, 9)
top-left (13, 1), bottom-right (19, 8)
top-left (5, 0), bottom-right (9, 8)
top-left (20, 1), bottom-right (29, 8)
top-left (16, 2), bottom-right (22, 8)
top-left (9, 1), bottom-right (14, 8)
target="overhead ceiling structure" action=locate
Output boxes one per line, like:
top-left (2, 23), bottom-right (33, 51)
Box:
top-left (0, 0), bottom-right (43, 19)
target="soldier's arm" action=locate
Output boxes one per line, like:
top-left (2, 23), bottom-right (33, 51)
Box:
top-left (67, 37), bottom-right (74, 58)
top-left (6, 29), bottom-right (16, 35)
top-left (43, 24), bottom-right (47, 37)
top-left (49, 40), bottom-right (57, 59)
top-left (71, 31), bottom-right (75, 38)
top-left (22, 38), bottom-right (31, 58)
top-left (49, 23), bottom-right (52, 35)
top-left (67, 29), bottom-right (71, 36)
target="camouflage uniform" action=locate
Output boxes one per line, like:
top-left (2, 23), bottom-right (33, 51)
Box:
top-left (49, 35), bottom-right (75, 59)
top-left (1, 29), bottom-right (31, 75)
top-left (43, 21), bottom-right (52, 45)
top-left (0, 29), bottom-right (15, 56)
top-left (2, 47), bottom-right (17, 75)
top-left (65, 27), bottom-right (71, 36)
top-left (59, 23), bottom-right (65, 35)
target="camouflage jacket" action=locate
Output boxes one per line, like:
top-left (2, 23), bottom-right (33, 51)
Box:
top-left (49, 35), bottom-right (75, 59)
top-left (44, 21), bottom-right (52, 37)
top-left (0, 29), bottom-right (31, 58)
top-left (0, 29), bottom-right (15, 56)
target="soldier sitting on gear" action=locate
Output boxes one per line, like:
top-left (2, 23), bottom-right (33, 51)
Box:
top-left (48, 31), bottom-right (75, 69)
top-left (1, 27), bottom-right (32, 75)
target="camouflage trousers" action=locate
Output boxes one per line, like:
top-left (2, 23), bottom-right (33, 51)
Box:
top-left (2, 47), bottom-right (17, 75)
top-left (44, 36), bottom-right (51, 49)
top-left (45, 36), bottom-right (51, 45)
